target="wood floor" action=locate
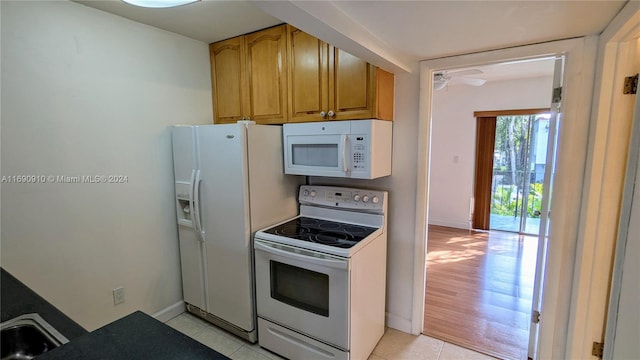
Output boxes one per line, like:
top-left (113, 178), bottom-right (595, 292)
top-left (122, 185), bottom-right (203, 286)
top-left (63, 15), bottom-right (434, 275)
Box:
top-left (423, 225), bottom-right (538, 360)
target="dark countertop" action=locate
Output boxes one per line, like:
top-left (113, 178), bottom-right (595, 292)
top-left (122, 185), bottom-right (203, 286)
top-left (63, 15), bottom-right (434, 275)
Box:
top-left (1, 268), bottom-right (87, 339)
top-left (1, 268), bottom-right (230, 360)
top-left (39, 311), bottom-right (230, 360)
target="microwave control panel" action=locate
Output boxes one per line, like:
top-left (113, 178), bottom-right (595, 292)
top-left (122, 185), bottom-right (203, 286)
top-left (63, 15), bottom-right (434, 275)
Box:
top-left (351, 135), bottom-right (367, 170)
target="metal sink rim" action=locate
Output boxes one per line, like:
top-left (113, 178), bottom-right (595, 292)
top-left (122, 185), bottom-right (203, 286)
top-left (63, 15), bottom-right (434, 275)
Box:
top-left (1, 313), bottom-right (69, 359)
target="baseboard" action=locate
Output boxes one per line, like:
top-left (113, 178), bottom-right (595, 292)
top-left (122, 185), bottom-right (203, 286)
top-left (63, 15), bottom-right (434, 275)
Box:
top-left (152, 301), bottom-right (186, 323)
top-left (428, 218), bottom-right (471, 230)
top-left (385, 312), bottom-right (413, 334)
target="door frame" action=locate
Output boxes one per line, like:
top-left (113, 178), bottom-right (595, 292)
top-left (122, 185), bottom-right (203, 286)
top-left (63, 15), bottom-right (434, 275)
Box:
top-left (414, 36), bottom-right (598, 359)
top-left (569, 3), bottom-right (640, 359)
top-left (603, 77), bottom-right (640, 360)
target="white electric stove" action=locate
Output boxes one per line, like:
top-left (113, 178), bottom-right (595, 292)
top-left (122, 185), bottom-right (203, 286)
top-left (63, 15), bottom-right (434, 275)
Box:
top-left (254, 185), bottom-right (388, 360)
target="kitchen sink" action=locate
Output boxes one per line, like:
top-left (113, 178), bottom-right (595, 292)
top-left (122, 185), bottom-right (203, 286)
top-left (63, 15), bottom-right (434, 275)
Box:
top-left (1, 313), bottom-right (69, 360)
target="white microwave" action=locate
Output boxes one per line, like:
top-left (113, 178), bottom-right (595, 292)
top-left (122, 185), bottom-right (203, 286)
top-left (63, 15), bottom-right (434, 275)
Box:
top-left (282, 120), bottom-right (392, 179)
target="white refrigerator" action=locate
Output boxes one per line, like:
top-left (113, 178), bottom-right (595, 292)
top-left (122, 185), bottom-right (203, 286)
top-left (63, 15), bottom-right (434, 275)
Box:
top-left (171, 122), bottom-right (302, 342)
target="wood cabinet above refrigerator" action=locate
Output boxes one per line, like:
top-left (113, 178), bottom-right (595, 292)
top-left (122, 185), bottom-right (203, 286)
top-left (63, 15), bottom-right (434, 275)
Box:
top-left (210, 25), bottom-right (288, 125)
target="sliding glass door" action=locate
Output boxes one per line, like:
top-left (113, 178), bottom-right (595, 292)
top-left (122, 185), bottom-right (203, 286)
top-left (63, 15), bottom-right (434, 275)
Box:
top-left (490, 113), bottom-right (550, 235)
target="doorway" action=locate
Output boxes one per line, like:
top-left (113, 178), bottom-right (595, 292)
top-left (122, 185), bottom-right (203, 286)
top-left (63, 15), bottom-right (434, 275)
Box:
top-left (424, 57), bottom-right (556, 360)
top-left (415, 36), bottom-right (600, 360)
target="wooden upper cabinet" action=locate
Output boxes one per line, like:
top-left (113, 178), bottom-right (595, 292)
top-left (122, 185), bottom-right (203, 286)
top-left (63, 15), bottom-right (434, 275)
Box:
top-left (245, 26), bottom-right (288, 124)
top-left (374, 67), bottom-right (395, 120)
top-left (331, 47), bottom-right (374, 120)
top-left (288, 26), bottom-right (329, 123)
top-left (211, 24), bottom-right (393, 124)
top-left (210, 36), bottom-right (247, 124)
top-left (287, 26), bottom-right (394, 122)
top-left (210, 25), bottom-right (288, 124)
top-left (330, 47), bottom-right (394, 121)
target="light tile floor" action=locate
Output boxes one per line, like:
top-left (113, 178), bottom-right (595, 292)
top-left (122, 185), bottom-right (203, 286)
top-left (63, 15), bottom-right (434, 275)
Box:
top-left (165, 313), bottom-right (497, 360)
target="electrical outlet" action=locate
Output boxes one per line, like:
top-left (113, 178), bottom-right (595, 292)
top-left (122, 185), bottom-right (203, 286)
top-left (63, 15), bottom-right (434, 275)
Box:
top-left (112, 287), bottom-right (125, 305)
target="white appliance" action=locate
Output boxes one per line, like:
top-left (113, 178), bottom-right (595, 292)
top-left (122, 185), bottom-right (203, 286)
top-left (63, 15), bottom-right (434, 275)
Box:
top-left (171, 122), bottom-right (302, 342)
top-left (282, 120), bottom-right (392, 179)
top-left (254, 185), bottom-right (388, 360)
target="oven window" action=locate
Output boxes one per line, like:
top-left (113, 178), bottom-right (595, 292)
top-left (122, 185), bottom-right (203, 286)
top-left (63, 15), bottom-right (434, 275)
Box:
top-left (270, 261), bottom-right (329, 317)
top-left (292, 144), bottom-right (339, 167)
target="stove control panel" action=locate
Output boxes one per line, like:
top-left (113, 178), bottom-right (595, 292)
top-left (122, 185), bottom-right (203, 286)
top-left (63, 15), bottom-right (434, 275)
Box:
top-left (299, 185), bottom-right (386, 211)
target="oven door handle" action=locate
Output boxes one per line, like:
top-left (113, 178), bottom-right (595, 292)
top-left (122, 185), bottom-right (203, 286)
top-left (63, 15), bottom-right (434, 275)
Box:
top-left (254, 240), bottom-right (349, 271)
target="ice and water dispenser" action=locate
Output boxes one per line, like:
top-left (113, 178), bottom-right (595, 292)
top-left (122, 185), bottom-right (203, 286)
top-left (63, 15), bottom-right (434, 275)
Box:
top-left (175, 181), bottom-right (193, 226)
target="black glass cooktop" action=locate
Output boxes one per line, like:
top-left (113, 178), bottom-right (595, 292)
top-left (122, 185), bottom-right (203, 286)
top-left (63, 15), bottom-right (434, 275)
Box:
top-left (264, 217), bottom-right (379, 249)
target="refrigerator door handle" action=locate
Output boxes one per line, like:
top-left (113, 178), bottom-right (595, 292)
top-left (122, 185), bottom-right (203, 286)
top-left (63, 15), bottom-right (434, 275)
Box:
top-left (193, 169), bottom-right (205, 242)
top-left (188, 169), bottom-right (196, 227)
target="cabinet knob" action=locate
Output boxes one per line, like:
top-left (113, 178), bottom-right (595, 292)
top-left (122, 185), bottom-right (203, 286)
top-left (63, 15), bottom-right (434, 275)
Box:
top-left (320, 111), bottom-right (326, 118)
top-left (327, 110), bottom-right (335, 117)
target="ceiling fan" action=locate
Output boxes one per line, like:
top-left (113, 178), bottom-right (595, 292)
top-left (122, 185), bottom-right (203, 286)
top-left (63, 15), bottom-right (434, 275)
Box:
top-left (433, 69), bottom-right (487, 90)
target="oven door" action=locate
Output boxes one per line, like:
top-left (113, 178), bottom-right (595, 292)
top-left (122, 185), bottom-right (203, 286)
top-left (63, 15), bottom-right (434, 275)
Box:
top-left (254, 238), bottom-right (349, 350)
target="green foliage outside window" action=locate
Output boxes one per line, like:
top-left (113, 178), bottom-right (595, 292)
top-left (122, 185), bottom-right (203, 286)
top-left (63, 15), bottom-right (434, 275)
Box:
top-left (491, 182), bottom-right (543, 218)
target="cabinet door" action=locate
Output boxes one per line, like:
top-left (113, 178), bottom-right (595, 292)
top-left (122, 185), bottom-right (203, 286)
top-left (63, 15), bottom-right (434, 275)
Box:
top-left (245, 25), bottom-right (288, 124)
top-left (210, 36), bottom-right (248, 124)
top-left (329, 47), bottom-right (375, 120)
top-left (375, 67), bottom-right (395, 120)
top-left (287, 25), bottom-right (329, 123)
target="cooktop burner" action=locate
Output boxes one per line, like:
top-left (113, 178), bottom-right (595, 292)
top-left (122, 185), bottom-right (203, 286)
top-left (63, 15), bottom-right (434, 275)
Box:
top-left (263, 217), bottom-right (378, 249)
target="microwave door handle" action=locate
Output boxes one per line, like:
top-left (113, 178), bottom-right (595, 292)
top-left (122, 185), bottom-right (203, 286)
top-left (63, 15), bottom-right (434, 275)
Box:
top-left (254, 241), bottom-right (348, 270)
top-left (341, 134), bottom-right (349, 173)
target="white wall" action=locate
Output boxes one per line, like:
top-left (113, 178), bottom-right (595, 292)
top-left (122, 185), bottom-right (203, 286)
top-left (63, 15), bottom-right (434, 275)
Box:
top-left (309, 65), bottom-right (421, 330)
top-left (0, 1), bottom-right (212, 330)
top-left (429, 76), bottom-right (553, 229)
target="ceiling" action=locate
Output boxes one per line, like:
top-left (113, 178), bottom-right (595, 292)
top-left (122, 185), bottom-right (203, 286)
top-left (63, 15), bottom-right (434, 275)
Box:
top-left (74, 0), bottom-right (627, 80)
top-left (73, 0), bottom-right (283, 44)
top-left (328, 1), bottom-right (626, 61)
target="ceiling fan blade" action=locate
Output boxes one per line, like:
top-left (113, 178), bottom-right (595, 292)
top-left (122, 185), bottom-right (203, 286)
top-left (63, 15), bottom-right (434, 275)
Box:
top-left (433, 81), bottom-right (447, 90)
top-left (433, 73), bottom-right (449, 90)
top-left (433, 73), bottom-right (448, 82)
top-left (450, 69), bottom-right (483, 77)
top-left (434, 69), bottom-right (486, 90)
top-left (450, 77), bottom-right (487, 86)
